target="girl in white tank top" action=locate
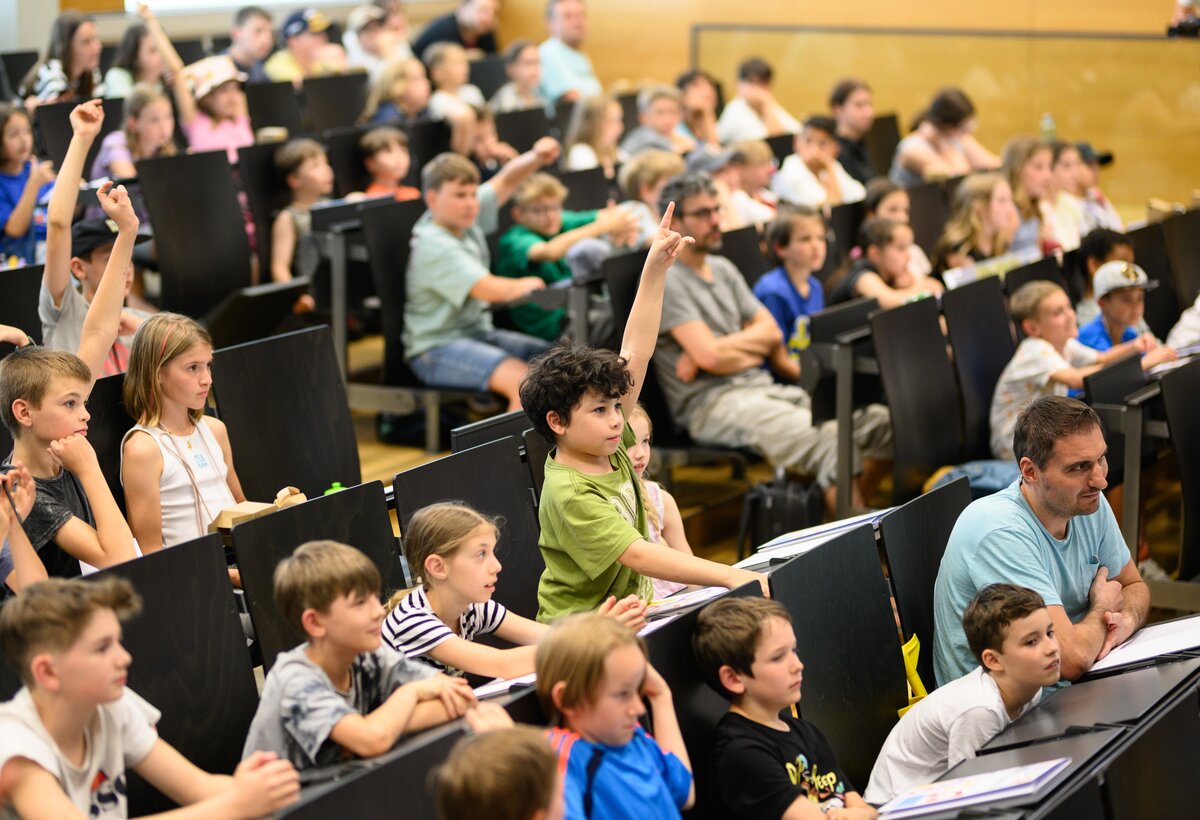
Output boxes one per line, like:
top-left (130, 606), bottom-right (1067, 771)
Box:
top-left (120, 314), bottom-right (245, 552)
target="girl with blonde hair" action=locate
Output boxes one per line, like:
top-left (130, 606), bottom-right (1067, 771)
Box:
top-left (121, 313), bottom-right (243, 552)
top-left (933, 172), bottom-right (1020, 275)
top-left (625, 405), bottom-right (694, 599)
top-left (563, 95), bottom-right (625, 178)
top-left (383, 501), bottom-right (645, 680)
top-left (1002, 135), bottom-right (1059, 255)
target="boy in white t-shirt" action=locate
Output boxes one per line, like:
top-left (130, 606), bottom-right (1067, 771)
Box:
top-left (771, 116), bottom-right (866, 209)
top-left (865, 584), bottom-right (1061, 805)
top-left (0, 577), bottom-right (300, 818)
top-left (989, 280), bottom-right (1148, 460)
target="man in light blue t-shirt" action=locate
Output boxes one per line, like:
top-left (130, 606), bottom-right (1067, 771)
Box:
top-left (933, 396), bottom-right (1148, 687)
top-left (537, 0), bottom-right (602, 103)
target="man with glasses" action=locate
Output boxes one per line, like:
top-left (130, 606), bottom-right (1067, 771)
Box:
top-left (653, 172), bottom-right (892, 515)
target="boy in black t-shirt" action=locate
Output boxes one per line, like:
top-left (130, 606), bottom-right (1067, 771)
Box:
top-left (693, 597), bottom-right (877, 820)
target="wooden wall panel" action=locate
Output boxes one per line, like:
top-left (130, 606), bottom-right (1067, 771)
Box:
top-left (694, 29), bottom-right (1200, 213)
top-left (67, 0), bottom-right (124, 13)
top-left (500, 0), bottom-right (1199, 214)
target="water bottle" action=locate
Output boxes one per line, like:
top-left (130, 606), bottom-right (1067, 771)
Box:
top-left (1040, 112), bottom-right (1056, 142)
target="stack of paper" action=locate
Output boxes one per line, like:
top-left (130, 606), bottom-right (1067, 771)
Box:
top-left (1089, 613), bottom-right (1200, 672)
top-left (879, 757), bottom-right (1071, 818)
top-left (735, 507), bottom-right (894, 569)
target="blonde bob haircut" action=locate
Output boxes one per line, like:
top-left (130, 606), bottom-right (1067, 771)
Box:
top-left (123, 312), bottom-right (213, 428)
top-left (435, 726), bottom-right (558, 820)
top-left (535, 613), bottom-right (646, 725)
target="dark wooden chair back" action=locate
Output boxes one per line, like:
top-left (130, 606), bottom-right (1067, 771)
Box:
top-left (393, 437), bottom-right (543, 619)
top-left (877, 478), bottom-right (972, 691)
top-left (138, 151), bottom-right (253, 317)
top-left (232, 481), bottom-right (402, 671)
top-left (770, 525), bottom-right (908, 789)
top-left (212, 326), bottom-right (361, 501)
top-left (871, 297), bottom-right (964, 502)
top-left (942, 275), bottom-right (1016, 460)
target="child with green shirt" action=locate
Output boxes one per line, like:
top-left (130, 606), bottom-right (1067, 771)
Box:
top-left (496, 173), bottom-right (636, 341)
top-left (519, 203), bottom-right (768, 623)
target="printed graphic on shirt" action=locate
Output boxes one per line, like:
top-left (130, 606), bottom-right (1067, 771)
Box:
top-left (788, 753), bottom-right (847, 809)
top-left (609, 481), bottom-right (639, 528)
top-left (90, 768), bottom-right (127, 816)
top-left (787, 315), bottom-right (812, 360)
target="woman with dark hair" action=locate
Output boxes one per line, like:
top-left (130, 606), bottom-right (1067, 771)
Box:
top-left (889, 87), bottom-right (1000, 187)
top-left (19, 11), bottom-right (104, 106)
top-left (103, 5), bottom-right (186, 99)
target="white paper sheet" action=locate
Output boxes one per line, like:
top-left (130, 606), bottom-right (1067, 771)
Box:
top-left (1089, 614), bottom-right (1200, 672)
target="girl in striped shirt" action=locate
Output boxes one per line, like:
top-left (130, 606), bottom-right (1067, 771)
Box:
top-left (383, 502), bottom-right (645, 680)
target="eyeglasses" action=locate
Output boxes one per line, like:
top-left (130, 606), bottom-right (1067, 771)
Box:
top-left (522, 203), bottom-right (563, 216)
top-left (680, 204), bottom-right (723, 221)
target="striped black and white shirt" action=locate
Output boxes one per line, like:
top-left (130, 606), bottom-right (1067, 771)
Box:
top-left (381, 585), bottom-right (507, 674)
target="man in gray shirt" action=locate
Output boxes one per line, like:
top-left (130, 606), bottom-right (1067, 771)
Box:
top-left (653, 172), bottom-right (891, 513)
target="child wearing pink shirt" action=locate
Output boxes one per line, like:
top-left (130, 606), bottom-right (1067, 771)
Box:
top-left (174, 55), bottom-right (253, 163)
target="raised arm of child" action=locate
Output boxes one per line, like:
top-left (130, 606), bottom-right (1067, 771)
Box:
top-left (43, 100), bottom-right (104, 309)
top-left (641, 662), bottom-right (695, 810)
top-left (1, 463), bottom-right (47, 593)
top-left (76, 181), bottom-right (138, 386)
top-left (620, 201), bottom-right (692, 412)
top-left (328, 674), bottom-right (477, 757)
top-left (487, 137), bottom-right (561, 205)
top-left (138, 4), bottom-right (187, 86)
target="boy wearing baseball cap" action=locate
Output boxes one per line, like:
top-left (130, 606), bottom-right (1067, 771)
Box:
top-left (39, 102), bottom-right (151, 378)
top-left (264, 8), bottom-right (347, 87)
top-left (1077, 260), bottom-right (1177, 369)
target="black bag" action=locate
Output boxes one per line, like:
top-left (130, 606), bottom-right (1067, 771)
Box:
top-left (736, 477), bottom-right (825, 559)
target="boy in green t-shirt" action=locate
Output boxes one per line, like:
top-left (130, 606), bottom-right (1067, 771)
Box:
top-left (496, 173), bottom-right (637, 340)
top-left (520, 203), bottom-right (768, 623)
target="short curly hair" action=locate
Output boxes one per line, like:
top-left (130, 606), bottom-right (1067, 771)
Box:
top-left (520, 342), bottom-right (632, 443)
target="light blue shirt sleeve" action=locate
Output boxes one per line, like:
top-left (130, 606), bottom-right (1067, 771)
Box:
top-left (537, 38), bottom-right (602, 101)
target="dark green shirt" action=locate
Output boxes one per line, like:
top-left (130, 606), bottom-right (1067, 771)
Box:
top-left (496, 209), bottom-right (597, 340)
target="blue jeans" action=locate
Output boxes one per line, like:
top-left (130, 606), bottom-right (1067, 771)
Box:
top-left (408, 329), bottom-right (552, 391)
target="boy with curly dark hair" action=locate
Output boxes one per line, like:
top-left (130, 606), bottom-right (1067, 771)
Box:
top-left (520, 205), bottom-right (767, 623)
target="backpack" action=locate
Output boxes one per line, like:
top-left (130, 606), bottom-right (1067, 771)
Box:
top-left (736, 476), bottom-right (825, 559)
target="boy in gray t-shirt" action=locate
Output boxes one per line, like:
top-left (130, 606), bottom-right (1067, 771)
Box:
top-left (241, 541), bottom-right (476, 770)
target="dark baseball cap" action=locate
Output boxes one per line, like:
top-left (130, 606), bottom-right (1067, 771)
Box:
top-left (282, 8), bottom-right (331, 39)
top-left (1076, 142), bottom-right (1113, 167)
top-left (70, 218), bottom-right (151, 259)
